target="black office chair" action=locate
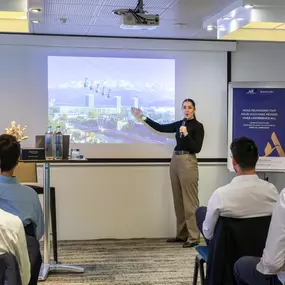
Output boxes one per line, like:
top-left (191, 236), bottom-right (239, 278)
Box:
top-left (192, 216), bottom-right (271, 285)
top-left (0, 253), bottom-right (22, 285)
top-left (26, 235), bottom-right (42, 285)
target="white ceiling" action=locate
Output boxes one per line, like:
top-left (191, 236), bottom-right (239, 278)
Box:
top-left (29, 0), bottom-right (236, 38)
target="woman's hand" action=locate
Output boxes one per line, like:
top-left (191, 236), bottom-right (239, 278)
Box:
top-left (179, 126), bottom-right (188, 137)
top-left (131, 107), bottom-right (143, 118)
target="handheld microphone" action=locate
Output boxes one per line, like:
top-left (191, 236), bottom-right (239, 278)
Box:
top-left (180, 118), bottom-right (187, 138)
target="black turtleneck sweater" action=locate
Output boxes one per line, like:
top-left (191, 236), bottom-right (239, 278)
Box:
top-left (145, 117), bottom-right (204, 153)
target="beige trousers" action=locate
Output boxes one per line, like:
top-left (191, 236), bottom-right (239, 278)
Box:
top-left (170, 154), bottom-right (200, 241)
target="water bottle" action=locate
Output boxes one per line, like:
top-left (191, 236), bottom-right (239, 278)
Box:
top-left (45, 126), bottom-right (54, 160)
top-left (54, 126), bottom-right (63, 160)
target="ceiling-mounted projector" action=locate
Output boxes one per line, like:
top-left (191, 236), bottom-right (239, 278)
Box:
top-left (113, 0), bottom-right (160, 30)
top-left (120, 12), bottom-right (159, 30)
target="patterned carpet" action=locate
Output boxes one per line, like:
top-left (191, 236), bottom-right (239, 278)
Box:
top-left (42, 239), bottom-right (199, 285)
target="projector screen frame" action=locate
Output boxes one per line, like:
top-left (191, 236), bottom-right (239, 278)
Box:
top-left (0, 34), bottom-right (232, 162)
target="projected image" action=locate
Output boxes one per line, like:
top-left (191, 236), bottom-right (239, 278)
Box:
top-left (48, 56), bottom-right (175, 144)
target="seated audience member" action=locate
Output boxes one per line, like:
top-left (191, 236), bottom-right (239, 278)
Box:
top-left (234, 188), bottom-right (285, 285)
top-left (0, 134), bottom-right (43, 284)
top-left (196, 137), bottom-right (278, 243)
top-left (0, 209), bottom-right (30, 285)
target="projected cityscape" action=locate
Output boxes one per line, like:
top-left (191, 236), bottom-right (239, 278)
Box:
top-left (48, 56), bottom-right (175, 144)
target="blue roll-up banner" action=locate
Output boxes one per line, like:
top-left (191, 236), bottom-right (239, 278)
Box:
top-left (228, 83), bottom-right (285, 172)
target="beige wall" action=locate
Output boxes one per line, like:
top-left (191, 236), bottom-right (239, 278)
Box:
top-left (36, 163), bottom-right (235, 240)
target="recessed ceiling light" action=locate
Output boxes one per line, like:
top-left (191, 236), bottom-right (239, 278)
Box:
top-left (222, 16), bottom-right (232, 20)
top-left (207, 25), bottom-right (214, 31)
top-left (236, 17), bottom-right (244, 21)
top-left (30, 8), bottom-right (41, 13)
top-left (219, 26), bottom-right (226, 31)
top-left (31, 20), bottom-right (40, 23)
top-left (243, 4), bottom-right (253, 9)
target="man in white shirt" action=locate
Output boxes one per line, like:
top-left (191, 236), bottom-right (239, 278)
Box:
top-left (0, 209), bottom-right (30, 285)
top-left (195, 137), bottom-right (278, 243)
top-left (234, 188), bottom-right (285, 285)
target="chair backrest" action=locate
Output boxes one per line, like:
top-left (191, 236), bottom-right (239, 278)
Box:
top-left (0, 253), bottom-right (22, 285)
top-left (14, 162), bottom-right (37, 183)
top-left (206, 216), bottom-right (271, 285)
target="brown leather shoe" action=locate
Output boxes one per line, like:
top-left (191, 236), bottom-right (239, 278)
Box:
top-left (182, 240), bottom-right (200, 248)
top-left (166, 237), bottom-right (187, 243)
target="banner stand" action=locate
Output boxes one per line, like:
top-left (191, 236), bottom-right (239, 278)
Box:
top-left (228, 82), bottom-right (285, 173)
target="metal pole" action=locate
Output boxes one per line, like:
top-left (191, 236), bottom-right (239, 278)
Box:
top-left (43, 162), bottom-right (51, 264)
top-left (39, 162), bottom-right (84, 280)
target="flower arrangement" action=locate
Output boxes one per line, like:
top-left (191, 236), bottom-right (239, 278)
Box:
top-left (5, 121), bottom-right (28, 142)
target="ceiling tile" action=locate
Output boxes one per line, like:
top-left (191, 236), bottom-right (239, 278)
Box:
top-left (160, 1), bottom-right (195, 22)
top-left (160, 7), bottom-right (177, 20)
top-left (145, 0), bottom-right (177, 8)
top-left (92, 15), bottom-right (121, 27)
top-left (96, 5), bottom-right (117, 18)
top-left (88, 25), bottom-right (141, 37)
top-left (138, 19), bottom-right (197, 38)
top-left (31, 0), bottom-right (238, 39)
top-left (143, 7), bottom-right (166, 14)
top-left (32, 22), bottom-right (91, 35)
top-left (48, 0), bottom-right (104, 4)
top-left (194, 28), bottom-right (217, 39)
top-left (102, 0), bottom-right (139, 7)
top-left (139, 29), bottom-right (194, 38)
top-left (45, 14), bottom-right (94, 25)
top-left (46, 4), bottom-right (100, 16)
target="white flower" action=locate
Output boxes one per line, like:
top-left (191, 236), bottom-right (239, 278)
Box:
top-left (5, 121), bottom-right (28, 142)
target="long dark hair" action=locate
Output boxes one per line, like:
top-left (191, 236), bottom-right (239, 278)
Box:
top-left (182, 98), bottom-right (196, 119)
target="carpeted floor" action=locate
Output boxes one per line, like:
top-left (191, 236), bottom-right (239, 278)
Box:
top-left (42, 239), bottom-right (199, 285)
